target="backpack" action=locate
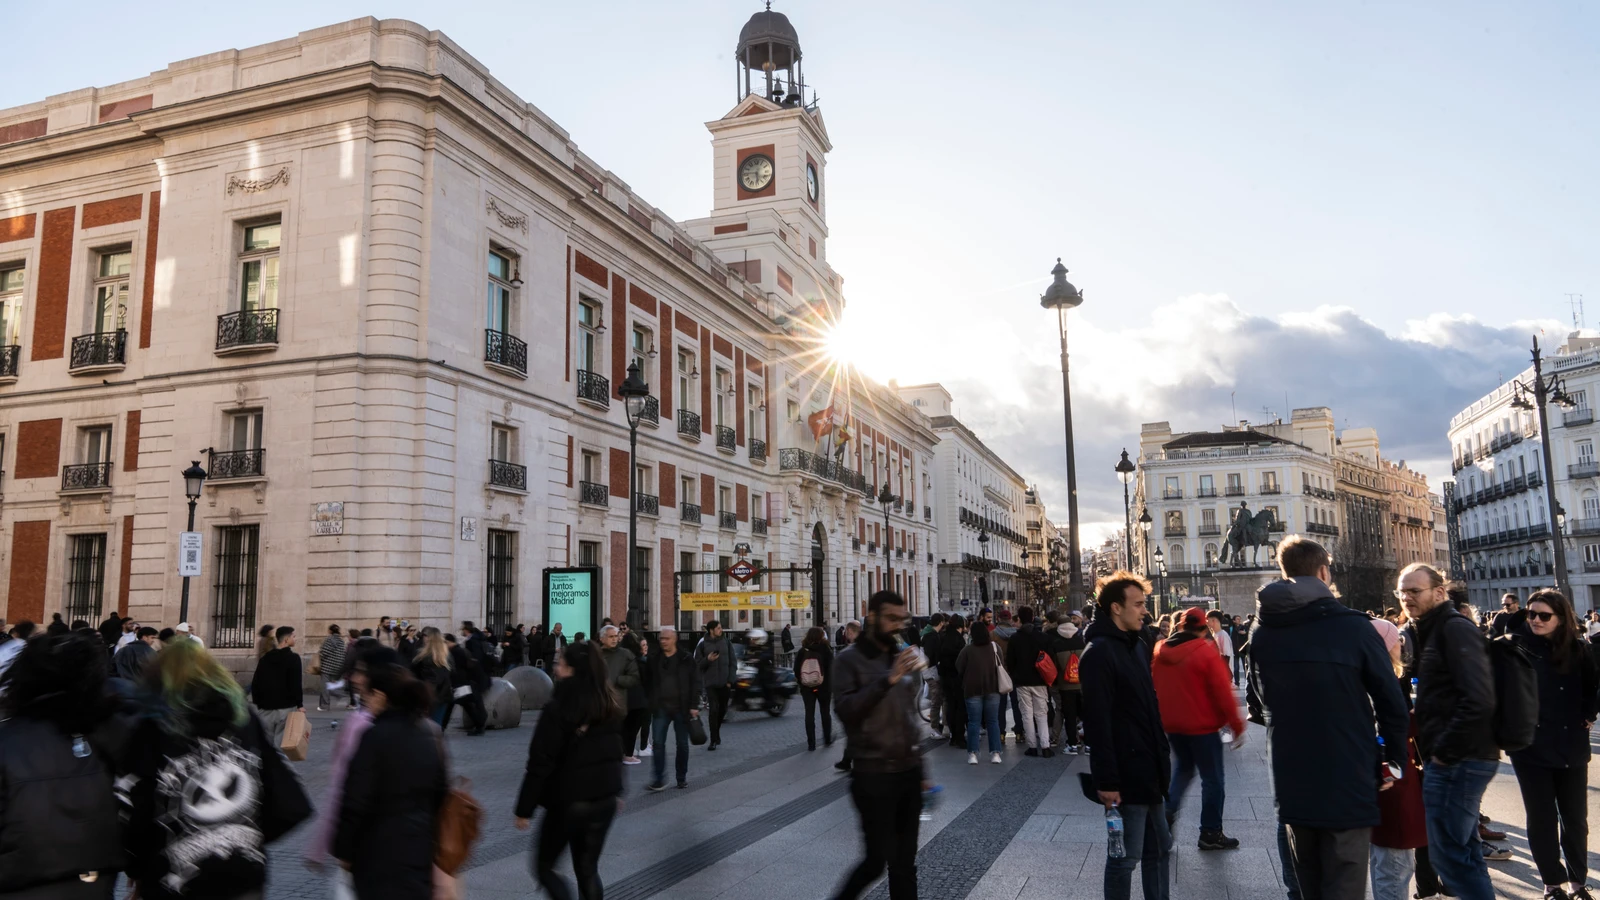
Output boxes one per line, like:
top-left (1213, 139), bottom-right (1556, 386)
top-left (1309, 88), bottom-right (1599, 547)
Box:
top-left (799, 655), bottom-right (824, 688)
top-left (1065, 652), bottom-right (1081, 684)
top-left (1034, 650), bottom-right (1058, 685)
top-left (1487, 635), bottom-right (1538, 752)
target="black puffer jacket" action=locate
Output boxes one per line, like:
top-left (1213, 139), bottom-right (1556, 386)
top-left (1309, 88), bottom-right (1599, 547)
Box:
top-left (514, 683), bottom-right (624, 816)
top-left (0, 716), bottom-right (125, 893)
top-left (334, 711), bottom-right (447, 900)
top-left (1413, 601), bottom-right (1498, 765)
top-left (1079, 618), bottom-right (1170, 805)
top-left (1508, 634), bottom-right (1599, 770)
top-left (1004, 624), bottom-right (1049, 688)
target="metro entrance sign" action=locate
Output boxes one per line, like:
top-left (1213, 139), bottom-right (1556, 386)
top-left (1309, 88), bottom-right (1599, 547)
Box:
top-left (727, 559), bottom-right (756, 583)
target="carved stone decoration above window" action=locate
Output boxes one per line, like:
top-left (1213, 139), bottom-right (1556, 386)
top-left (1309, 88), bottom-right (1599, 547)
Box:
top-left (486, 197), bottom-right (528, 234)
top-left (226, 167), bottom-right (291, 196)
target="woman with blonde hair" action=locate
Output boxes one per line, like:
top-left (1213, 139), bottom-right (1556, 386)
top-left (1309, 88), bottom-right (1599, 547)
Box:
top-left (410, 625), bottom-right (454, 727)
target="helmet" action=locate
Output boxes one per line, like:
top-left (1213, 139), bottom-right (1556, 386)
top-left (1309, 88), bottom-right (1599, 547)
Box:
top-left (747, 628), bottom-right (768, 645)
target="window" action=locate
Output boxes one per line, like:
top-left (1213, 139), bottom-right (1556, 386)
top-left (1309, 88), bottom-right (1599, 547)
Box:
top-left (487, 250), bottom-right (514, 333)
top-left (65, 533), bottom-right (107, 622)
top-left (635, 462), bottom-right (653, 494)
top-left (1198, 474), bottom-right (1214, 496)
top-left (230, 410), bottom-right (264, 452)
top-left (632, 547), bottom-right (652, 623)
top-left (238, 222), bottom-right (280, 311)
top-left (486, 529), bottom-right (515, 635)
top-left (1580, 440), bottom-right (1595, 464)
top-left (81, 425), bottom-right (112, 465)
top-left (679, 550), bottom-right (698, 632)
top-left (579, 540), bottom-right (601, 567)
top-left (93, 249), bottom-right (132, 333)
top-left (1201, 508), bottom-right (1217, 528)
top-left (1169, 544), bottom-right (1185, 567)
top-left (1583, 493), bottom-right (1599, 520)
top-left (492, 425), bottom-right (515, 463)
top-left (582, 451), bottom-right (601, 484)
top-left (1585, 544), bottom-right (1600, 565)
top-left (677, 349), bottom-right (696, 412)
top-left (714, 368), bottom-right (731, 428)
top-left (718, 554), bottom-right (731, 592)
top-left (719, 485), bottom-right (732, 513)
top-left (212, 525), bottom-right (259, 648)
top-left (631, 325), bottom-right (653, 382)
top-left (681, 475), bottom-right (695, 506)
top-left (1204, 543), bottom-right (1219, 567)
top-left (1164, 476), bottom-right (1179, 495)
top-left (747, 385), bottom-right (763, 441)
top-left (1573, 390), bottom-right (1589, 411)
top-left (577, 300), bottom-right (601, 373)
top-left (0, 264), bottom-right (22, 349)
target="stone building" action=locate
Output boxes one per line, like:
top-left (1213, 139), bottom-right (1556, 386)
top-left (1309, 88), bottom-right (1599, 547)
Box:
top-left (0, 12), bottom-right (939, 665)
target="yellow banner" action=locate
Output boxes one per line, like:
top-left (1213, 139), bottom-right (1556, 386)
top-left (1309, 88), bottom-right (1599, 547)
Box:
top-left (680, 591), bottom-right (811, 611)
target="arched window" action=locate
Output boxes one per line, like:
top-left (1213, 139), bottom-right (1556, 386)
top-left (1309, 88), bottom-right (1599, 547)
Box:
top-left (1170, 544), bottom-right (1185, 568)
top-left (1204, 543), bottom-right (1219, 567)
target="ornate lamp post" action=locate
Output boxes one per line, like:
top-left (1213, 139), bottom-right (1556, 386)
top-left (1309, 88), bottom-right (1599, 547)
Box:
top-left (1114, 449), bottom-right (1136, 569)
top-left (977, 529), bottom-right (991, 606)
top-left (1138, 507), bottom-right (1153, 574)
top-left (1508, 336), bottom-right (1575, 599)
top-left (1152, 544), bottom-right (1167, 614)
top-left (619, 361), bottom-right (651, 632)
top-left (878, 463), bottom-right (897, 594)
top-left (1041, 258), bottom-right (1085, 606)
top-left (178, 460), bottom-right (208, 624)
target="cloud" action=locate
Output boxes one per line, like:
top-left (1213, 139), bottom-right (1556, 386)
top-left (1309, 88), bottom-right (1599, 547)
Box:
top-left (939, 294), bottom-right (1561, 547)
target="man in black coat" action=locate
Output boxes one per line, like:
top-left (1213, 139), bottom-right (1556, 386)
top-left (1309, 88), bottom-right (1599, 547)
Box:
top-left (1247, 538), bottom-right (1408, 900)
top-left (934, 614), bottom-right (968, 748)
top-left (1490, 592), bottom-right (1529, 638)
top-left (460, 622), bottom-right (493, 692)
top-left (642, 626), bottom-right (701, 791)
top-left (1004, 606), bottom-right (1053, 756)
top-left (1081, 572), bottom-right (1172, 900)
top-left (251, 625), bottom-right (304, 748)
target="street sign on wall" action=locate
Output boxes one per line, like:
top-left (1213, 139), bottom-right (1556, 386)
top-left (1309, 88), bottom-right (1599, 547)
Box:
top-left (680, 591), bottom-right (810, 612)
top-left (178, 532), bottom-right (203, 577)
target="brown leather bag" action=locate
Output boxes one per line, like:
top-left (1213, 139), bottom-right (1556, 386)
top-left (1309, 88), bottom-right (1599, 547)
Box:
top-left (434, 776), bottom-right (481, 875)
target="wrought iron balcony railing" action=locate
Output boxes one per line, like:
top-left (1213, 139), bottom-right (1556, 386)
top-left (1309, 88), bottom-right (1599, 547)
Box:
top-left (1197, 488), bottom-right (1218, 498)
top-left (634, 492), bottom-right (659, 516)
top-left (210, 449), bottom-right (265, 479)
top-left (719, 511), bottom-right (737, 530)
top-left (1259, 484), bottom-right (1281, 494)
top-left (777, 448), bottom-right (871, 496)
top-left (0, 344), bottom-right (18, 378)
top-left (1566, 408), bottom-right (1594, 427)
top-left (1163, 489), bottom-right (1183, 499)
top-left (752, 517), bottom-right (767, 535)
top-left (716, 425), bottom-right (736, 452)
top-left (579, 480), bottom-right (609, 505)
top-left (638, 395), bottom-right (659, 427)
top-left (1571, 461), bottom-right (1600, 479)
top-left (576, 370), bottom-right (610, 407)
top-left (852, 537), bottom-right (861, 551)
top-left (1224, 486), bottom-right (1246, 497)
top-left (1306, 522), bottom-right (1340, 536)
top-left (749, 438), bottom-right (767, 461)
top-left (678, 409), bottom-right (700, 439)
top-left (1571, 517), bottom-right (1600, 536)
top-left (485, 329), bottom-right (527, 375)
top-left (1199, 524), bottom-right (1223, 536)
top-left (70, 330), bottom-right (127, 371)
top-left (1164, 526), bottom-right (1187, 537)
top-left (62, 461), bottom-right (112, 491)
top-left (680, 502), bottom-right (701, 524)
top-left (489, 459), bottom-right (527, 490)
top-left (217, 309), bottom-right (279, 351)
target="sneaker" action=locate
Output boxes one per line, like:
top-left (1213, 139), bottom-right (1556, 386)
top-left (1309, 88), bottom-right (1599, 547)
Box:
top-left (1568, 887), bottom-right (1593, 900)
top-left (1482, 842), bottom-right (1513, 861)
top-left (1042, 748), bottom-right (1055, 758)
top-left (1478, 823), bottom-right (1508, 841)
top-left (677, 781), bottom-right (688, 790)
top-left (948, 738), bottom-right (967, 749)
top-left (1198, 830), bottom-right (1241, 851)
top-left (835, 759), bottom-right (852, 772)
top-left (991, 752), bottom-right (1003, 764)
top-left (968, 752), bottom-right (979, 765)
top-left (1064, 744), bottom-right (1078, 755)
top-left (1024, 748), bottom-right (1040, 757)
top-left (1543, 890), bottom-right (1571, 900)
top-left (645, 782), bottom-right (667, 792)
top-left (638, 746), bottom-right (652, 758)
top-left (708, 742), bottom-right (718, 751)
top-left (622, 756), bottom-right (641, 766)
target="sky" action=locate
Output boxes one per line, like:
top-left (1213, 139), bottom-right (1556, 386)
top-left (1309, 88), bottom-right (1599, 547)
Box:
top-left (7, 0), bottom-right (1596, 544)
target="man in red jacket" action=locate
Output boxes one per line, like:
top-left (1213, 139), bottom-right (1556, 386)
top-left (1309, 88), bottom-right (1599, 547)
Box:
top-left (1152, 607), bottom-right (1247, 851)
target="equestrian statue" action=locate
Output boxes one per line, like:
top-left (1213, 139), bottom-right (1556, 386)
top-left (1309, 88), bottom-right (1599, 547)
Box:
top-left (1220, 501), bottom-right (1279, 568)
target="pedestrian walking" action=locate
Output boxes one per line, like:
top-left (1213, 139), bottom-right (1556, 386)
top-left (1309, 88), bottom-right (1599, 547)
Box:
top-left (1047, 610), bottom-right (1086, 753)
top-left (622, 626), bottom-right (652, 758)
top-left (304, 641), bottom-right (382, 887)
top-left (1401, 562), bottom-right (1500, 900)
top-left (1491, 593), bottom-right (1529, 638)
top-left (122, 639), bottom-right (310, 899)
top-left (643, 625), bottom-right (701, 791)
top-left (1081, 572), bottom-right (1172, 900)
top-left (956, 620), bottom-right (1004, 765)
top-left (251, 624), bottom-right (304, 747)
top-left (695, 620), bottom-right (736, 750)
top-left (1507, 589), bottom-right (1598, 900)
top-left (411, 627), bottom-right (455, 727)
top-left (597, 625), bottom-right (645, 765)
top-left (502, 625), bottom-right (528, 671)
top-left (96, 610), bottom-right (121, 650)
top-left (831, 591), bottom-right (926, 900)
top-left (1365, 618), bottom-right (1438, 900)
top-left (1152, 606), bottom-right (1246, 851)
top-left (316, 623), bottom-right (347, 710)
top-left (516, 641), bottom-right (625, 900)
top-left (992, 607), bottom-right (1021, 743)
top-left (543, 623), bottom-right (569, 670)
top-left (918, 614), bottom-right (948, 736)
top-left (1247, 538), bottom-right (1408, 900)
top-left (1003, 606), bottom-right (1052, 756)
top-left (0, 631), bottom-right (126, 899)
top-left (781, 623), bottom-right (795, 655)
top-left (446, 631), bottom-right (488, 736)
top-left (933, 614), bottom-right (968, 749)
top-left (113, 625), bottom-right (160, 682)
top-left (794, 626), bottom-right (835, 750)
top-left (1206, 610), bottom-right (1235, 684)
top-left (334, 655), bottom-right (449, 900)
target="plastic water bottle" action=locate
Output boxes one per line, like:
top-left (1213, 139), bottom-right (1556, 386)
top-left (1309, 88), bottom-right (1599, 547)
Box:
top-left (1106, 806), bottom-right (1125, 858)
top-left (920, 785), bottom-right (943, 822)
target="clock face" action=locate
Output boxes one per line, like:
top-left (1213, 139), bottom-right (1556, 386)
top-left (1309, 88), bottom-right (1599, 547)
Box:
top-left (805, 163), bottom-right (819, 201)
top-left (739, 154), bottom-right (774, 192)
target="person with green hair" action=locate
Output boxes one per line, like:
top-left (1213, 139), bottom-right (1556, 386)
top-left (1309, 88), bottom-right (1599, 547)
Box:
top-left (120, 638), bottom-right (310, 900)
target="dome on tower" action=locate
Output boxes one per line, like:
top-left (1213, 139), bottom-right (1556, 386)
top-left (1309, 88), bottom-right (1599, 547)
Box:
top-left (739, 7), bottom-right (801, 71)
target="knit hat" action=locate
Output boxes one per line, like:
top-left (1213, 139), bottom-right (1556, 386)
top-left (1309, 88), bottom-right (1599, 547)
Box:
top-left (1369, 617), bottom-right (1401, 653)
top-left (1181, 607), bottom-right (1209, 630)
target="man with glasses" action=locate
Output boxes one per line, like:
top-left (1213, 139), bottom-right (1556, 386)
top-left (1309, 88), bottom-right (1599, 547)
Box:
top-left (1399, 563), bottom-right (1499, 900)
top-left (1491, 592), bottom-right (1529, 638)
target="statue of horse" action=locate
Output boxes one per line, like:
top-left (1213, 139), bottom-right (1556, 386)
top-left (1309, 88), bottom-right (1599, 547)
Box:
top-left (1221, 505), bottom-right (1279, 568)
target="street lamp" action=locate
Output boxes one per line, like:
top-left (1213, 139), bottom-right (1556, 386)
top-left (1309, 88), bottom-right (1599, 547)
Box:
top-left (178, 460), bottom-right (208, 623)
top-left (1508, 336), bottom-right (1575, 599)
top-left (1152, 544), bottom-right (1166, 614)
top-left (1115, 449), bottom-right (1136, 570)
top-left (977, 529), bottom-right (991, 606)
top-left (1138, 507), bottom-right (1153, 574)
top-left (619, 361), bottom-right (651, 632)
top-left (878, 463), bottom-right (897, 595)
top-left (1041, 258), bottom-right (1086, 607)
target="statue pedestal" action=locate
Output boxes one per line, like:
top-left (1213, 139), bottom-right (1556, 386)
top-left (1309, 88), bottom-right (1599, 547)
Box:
top-left (1164, 566), bottom-right (1280, 619)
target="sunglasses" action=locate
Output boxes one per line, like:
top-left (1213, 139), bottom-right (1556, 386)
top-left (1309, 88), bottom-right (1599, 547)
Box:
top-left (1527, 611), bottom-right (1556, 623)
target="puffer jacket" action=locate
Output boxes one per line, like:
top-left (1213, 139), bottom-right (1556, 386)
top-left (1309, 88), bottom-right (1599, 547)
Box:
top-left (1413, 601), bottom-right (1498, 765)
top-left (1080, 618), bottom-right (1170, 804)
top-left (833, 633), bottom-right (925, 776)
top-left (0, 716), bottom-right (125, 893)
top-left (1152, 631), bottom-right (1244, 737)
top-left (1508, 634), bottom-right (1598, 770)
top-left (514, 683), bottom-right (624, 815)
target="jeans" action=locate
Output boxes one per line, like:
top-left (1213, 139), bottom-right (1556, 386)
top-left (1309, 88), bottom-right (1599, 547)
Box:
top-left (651, 709), bottom-right (692, 786)
top-left (1166, 732), bottom-right (1226, 833)
top-left (1284, 825), bottom-right (1369, 900)
top-left (1422, 759), bottom-right (1498, 900)
top-left (1277, 820), bottom-right (1302, 900)
top-left (1015, 685), bottom-right (1049, 749)
top-left (705, 685), bottom-right (730, 744)
top-left (1105, 802), bottom-right (1171, 900)
top-left (802, 689), bottom-right (833, 746)
top-left (253, 706), bottom-right (292, 748)
top-left (1512, 760), bottom-right (1589, 886)
top-left (965, 694), bottom-right (1001, 753)
top-left (622, 708), bottom-right (649, 755)
top-left (1368, 845), bottom-right (1414, 900)
top-left (833, 769), bottom-right (920, 900)
top-left (940, 675), bottom-right (967, 743)
top-left (535, 797), bottom-right (618, 900)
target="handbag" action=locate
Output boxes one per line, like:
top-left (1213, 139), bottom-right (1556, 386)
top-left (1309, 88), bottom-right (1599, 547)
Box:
top-left (280, 709), bottom-right (310, 762)
top-left (689, 714), bottom-right (708, 745)
top-left (994, 644), bottom-right (1013, 694)
top-left (432, 731), bottom-right (482, 876)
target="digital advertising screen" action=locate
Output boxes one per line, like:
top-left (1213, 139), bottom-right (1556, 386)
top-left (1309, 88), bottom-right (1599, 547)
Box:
top-left (543, 567), bottom-right (601, 638)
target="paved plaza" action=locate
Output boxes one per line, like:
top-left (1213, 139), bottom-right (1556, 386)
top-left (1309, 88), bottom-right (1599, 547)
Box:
top-left (235, 692), bottom-right (1600, 900)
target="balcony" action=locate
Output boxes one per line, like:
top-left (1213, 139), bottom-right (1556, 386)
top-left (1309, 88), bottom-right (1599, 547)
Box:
top-left (483, 329), bottom-right (528, 376)
top-left (1566, 408), bottom-right (1594, 428)
top-left (852, 536), bottom-right (861, 551)
top-left (680, 502), bottom-right (701, 524)
top-left (61, 461), bottom-right (112, 492)
top-left (925, 506), bottom-right (932, 521)
top-left (579, 480), bottom-right (609, 506)
top-left (749, 438), bottom-right (767, 462)
top-left (637, 395), bottom-right (659, 427)
top-left (634, 492), bottom-right (659, 516)
top-left (1199, 524), bottom-right (1223, 536)
top-left (1164, 526), bottom-right (1188, 538)
top-left (1259, 484), bottom-right (1281, 495)
top-left (576, 370), bottom-right (610, 408)
top-left (1570, 461), bottom-right (1600, 479)
top-left (1268, 521), bottom-right (1286, 533)
top-left (868, 542), bottom-right (878, 554)
top-left (896, 547), bottom-right (905, 559)
top-left (678, 409), bottom-right (701, 440)
top-left (1585, 560), bottom-right (1600, 574)
top-left (69, 330), bottom-right (127, 373)
top-left (1225, 486), bottom-right (1246, 497)
top-left (777, 448), bottom-right (871, 496)
top-left (719, 511), bottom-right (737, 530)
top-left (716, 425), bottom-right (736, 453)
top-left (1306, 522), bottom-right (1340, 536)
top-left (1572, 517), bottom-right (1600, 536)
top-left (1163, 489), bottom-right (1184, 500)
top-left (752, 517), bottom-right (767, 535)
top-left (216, 309), bottom-right (279, 354)
top-left (0, 344), bottom-right (18, 380)
top-left (1197, 488), bottom-right (1218, 498)
top-left (210, 449), bottom-right (266, 480)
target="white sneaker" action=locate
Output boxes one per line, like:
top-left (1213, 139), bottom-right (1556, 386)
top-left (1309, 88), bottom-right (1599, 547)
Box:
top-left (967, 752), bottom-right (979, 765)
top-left (1065, 744), bottom-right (1078, 755)
top-left (991, 752), bottom-right (1003, 764)
top-left (622, 756), bottom-right (641, 765)
top-left (638, 746), bottom-right (652, 757)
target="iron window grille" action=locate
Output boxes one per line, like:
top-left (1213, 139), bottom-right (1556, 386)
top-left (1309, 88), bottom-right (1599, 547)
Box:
top-left (716, 425), bottom-right (736, 452)
top-left (486, 529), bottom-right (515, 636)
top-left (65, 533), bottom-right (107, 623)
top-left (580, 480), bottom-right (610, 505)
top-left (209, 449), bottom-right (265, 479)
top-left (680, 502), bottom-right (702, 524)
top-left (70, 330), bottom-right (127, 370)
top-left (577, 369), bottom-right (611, 406)
top-left (62, 461), bottom-right (112, 491)
top-left (485, 329), bottom-right (529, 375)
top-left (678, 409), bottom-right (701, 438)
top-left (212, 525), bottom-right (259, 648)
top-left (0, 344), bottom-right (18, 378)
top-left (489, 459), bottom-right (528, 490)
top-left (216, 309), bottom-right (279, 350)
